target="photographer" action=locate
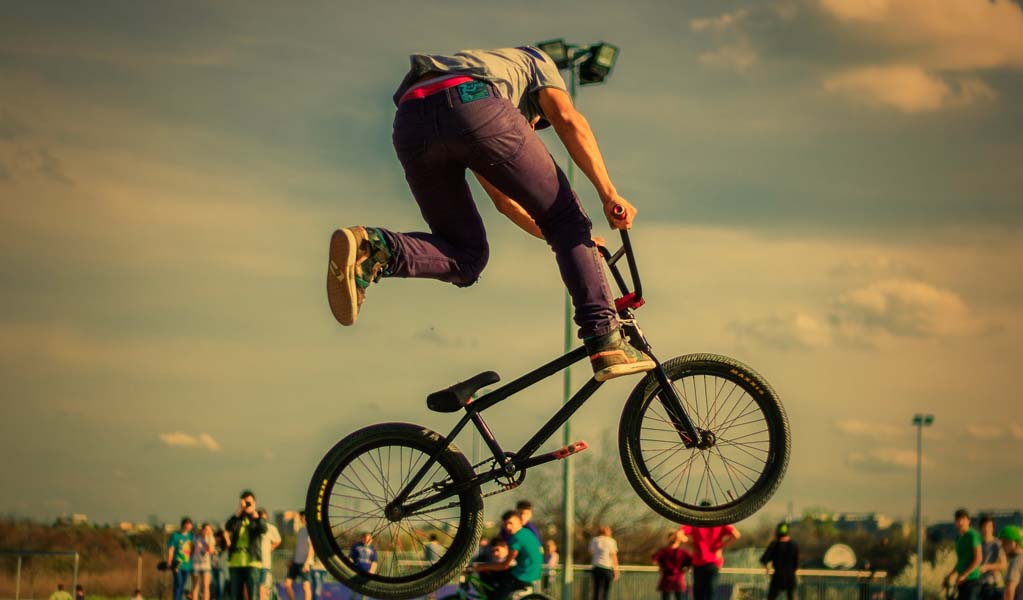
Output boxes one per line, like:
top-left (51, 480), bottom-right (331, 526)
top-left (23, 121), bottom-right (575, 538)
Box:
top-left (225, 490), bottom-right (268, 600)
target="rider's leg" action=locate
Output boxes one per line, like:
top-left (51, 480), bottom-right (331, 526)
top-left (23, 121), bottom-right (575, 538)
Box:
top-left (463, 102), bottom-right (653, 380)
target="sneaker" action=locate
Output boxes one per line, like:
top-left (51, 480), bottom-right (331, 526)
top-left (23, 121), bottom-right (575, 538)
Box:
top-left (585, 328), bottom-right (655, 382)
top-left (327, 226), bottom-right (390, 326)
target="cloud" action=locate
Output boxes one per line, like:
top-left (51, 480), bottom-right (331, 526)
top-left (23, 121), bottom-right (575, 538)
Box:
top-left (158, 432), bottom-right (222, 452)
top-left (823, 66), bottom-right (996, 113)
top-left (690, 8), bottom-right (759, 72)
top-left (966, 424), bottom-right (1007, 440)
top-left (732, 311), bottom-right (833, 350)
top-left (836, 419), bottom-right (904, 440)
top-left (0, 146), bottom-right (73, 184)
top-left (834, 278), bottom-right (980, 338)
top-left (847, 447), bottom-right (925, 471)
top-left (818, 0), bottom-right (1023, 71)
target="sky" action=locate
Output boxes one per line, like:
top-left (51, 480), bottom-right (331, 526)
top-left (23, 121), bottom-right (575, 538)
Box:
top-left (0, 0), bottom-right (1021, 529)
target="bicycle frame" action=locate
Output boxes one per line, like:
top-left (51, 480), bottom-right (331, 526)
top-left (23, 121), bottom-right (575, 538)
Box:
top-left (388, 231), bottom-right (701, 518)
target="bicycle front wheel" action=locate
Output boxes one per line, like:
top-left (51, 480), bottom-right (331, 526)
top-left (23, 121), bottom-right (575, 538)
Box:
top-left (619, 354), bottom-right (790, 525)
top-left (306, 423), bottom-right (484, 600)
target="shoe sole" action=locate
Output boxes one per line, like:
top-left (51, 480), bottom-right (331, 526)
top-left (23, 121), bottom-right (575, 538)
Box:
top-left (326, 229), bottom-right (358, 326)
top-left (594, 359), bottom-right (656, 382)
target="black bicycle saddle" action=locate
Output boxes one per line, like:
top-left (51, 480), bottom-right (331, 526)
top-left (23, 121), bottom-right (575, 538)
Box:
top-left (426, 371), bottom-right (500, 413)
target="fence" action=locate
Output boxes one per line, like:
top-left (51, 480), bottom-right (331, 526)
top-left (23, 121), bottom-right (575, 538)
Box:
top-left (0, 551), bottom-right (79, 600)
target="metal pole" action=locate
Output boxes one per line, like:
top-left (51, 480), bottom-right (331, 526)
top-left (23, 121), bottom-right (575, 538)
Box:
top-left (137, 547), bottom-right (144, 592)
top-left (15, 555), bottom-right (21, 600)
top-left (73, 552), bottom-right (79, 600)
top-left (916, 421), bottom-right (923, 600)
top-left (561, 52), bottom-right (579, 600)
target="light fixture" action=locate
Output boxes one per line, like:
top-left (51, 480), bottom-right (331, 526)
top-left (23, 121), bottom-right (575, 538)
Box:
top-left (579, 42), bottom-right (620, 85)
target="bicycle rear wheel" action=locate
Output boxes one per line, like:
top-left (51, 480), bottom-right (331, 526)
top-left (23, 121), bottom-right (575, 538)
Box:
top-left (306, 422), bottom-right (484, 599)
top-left (619, 353), bottom-right (790, 525)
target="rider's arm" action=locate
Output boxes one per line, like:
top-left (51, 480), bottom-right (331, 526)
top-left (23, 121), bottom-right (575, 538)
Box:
top-left (537, 87), bottom-right (637, 229)
top-left (473, 172), bottom-right (544, 240)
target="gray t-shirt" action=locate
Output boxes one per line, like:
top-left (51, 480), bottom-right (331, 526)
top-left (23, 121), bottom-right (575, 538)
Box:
top-left (1008, 554), bottom-right (1023, 600)
top-left (982, 539), bottom-right (1005, 585)
top-left (293, 527), bottom-right (311, 565)
top-left (392, 47), bottom-right (567, 125)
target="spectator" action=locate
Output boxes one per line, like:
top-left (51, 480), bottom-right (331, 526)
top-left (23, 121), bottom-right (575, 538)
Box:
top-left (653, 530), bottom-right (691, 600)
top-left (518, 501), bottom-right (542, 542)
top-left (258, 508), bottom-right (282, 600)
top-left (225, 490), bottom-right (268, 600)
top-left (75, 585), bottom-right (85, 600)
top-left (946, 509), bottom-right (984, 600)
top-left (167, 517), bottom-right (195, 600)
top-left (1000, 526), bottom-right (1022, 600)
top-left (424, 534), bottom-right (443, 564)
top-left (193, 523), bottom-right (215, 600)
top-left (475, 511), bottom-right (544, 600)
top-left (350, 532), bottom-right (379, 600)
top-left (211, 530), bottom-right (229, 600)
top-left (49, 584), bottom-right (72, 600)
top-left (285, 512), bottom-right (314, 600)
top-left (589, 525), bottom-right (619, 600)
top-left (761, 522), bottom-right (799, 600)
top-left (543, 539), bottom-right (560, 593)
top-left (478, 538), bottom-right (510, 594)
top-left (310, 554), bottom-right (327, 600)
top-left (680, 505), bottom-right (740, 600)
top-left (980, 515), bottom-right (1008, 600)
top-left (132, 590), bottom-right (144, 600)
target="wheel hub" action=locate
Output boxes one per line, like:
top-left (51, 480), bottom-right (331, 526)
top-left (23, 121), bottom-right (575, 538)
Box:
top-left (384, 503), bottom-right (403, 522)
top-left (696, 429), bottom-right (716, 450)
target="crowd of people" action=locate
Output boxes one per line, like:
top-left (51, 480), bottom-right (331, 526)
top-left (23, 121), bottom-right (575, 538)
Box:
top-left (161, 490), bottom-right (321, 600)
top-left (946, 509), bottom-right (1022, 600)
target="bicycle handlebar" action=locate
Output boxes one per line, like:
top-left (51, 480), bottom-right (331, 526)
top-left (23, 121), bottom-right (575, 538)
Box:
top-left (598, 205), bottom-right (644, 311)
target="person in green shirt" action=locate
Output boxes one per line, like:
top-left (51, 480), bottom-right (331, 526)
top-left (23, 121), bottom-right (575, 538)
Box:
top-left (225, 490), bottom-right (268, 600)
top-left (49, 583), bottom-right (73, 600)
top-left (475, 510), bottom-right (543, 600)
top-left (947, 509), bottom-right (984, 600)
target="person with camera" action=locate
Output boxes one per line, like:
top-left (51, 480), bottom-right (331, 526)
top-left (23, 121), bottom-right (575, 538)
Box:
top-left (225, 490), bottom-right (268, 600)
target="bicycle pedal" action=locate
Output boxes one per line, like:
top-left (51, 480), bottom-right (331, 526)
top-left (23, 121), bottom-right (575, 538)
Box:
top-left (553, 440), bottom-right (588, 459)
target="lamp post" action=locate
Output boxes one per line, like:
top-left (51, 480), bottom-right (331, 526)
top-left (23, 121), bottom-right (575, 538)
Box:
top-left (912, 413), bottom-right (934, 600)
top-left (535, 38), bottom-right (620, 600)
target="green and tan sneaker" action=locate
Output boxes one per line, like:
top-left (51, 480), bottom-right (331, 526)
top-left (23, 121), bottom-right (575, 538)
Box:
top-left (327, 226), bottom-right (391, 326)
top-left (585, 328), bottom-right (656, 382)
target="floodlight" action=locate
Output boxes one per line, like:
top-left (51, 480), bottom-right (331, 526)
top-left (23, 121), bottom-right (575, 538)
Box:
top-left (579, 42), bottom-right (619, 85)
top-left (536, 39), bottom-right (571, 69)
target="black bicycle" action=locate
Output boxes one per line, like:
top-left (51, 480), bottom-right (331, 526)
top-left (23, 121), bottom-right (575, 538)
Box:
top-left (306, 227), bottom-right (791, 600)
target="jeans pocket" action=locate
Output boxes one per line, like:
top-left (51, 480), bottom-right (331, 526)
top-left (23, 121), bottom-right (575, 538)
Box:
top-left (458, 99), bottom-right (526, 165)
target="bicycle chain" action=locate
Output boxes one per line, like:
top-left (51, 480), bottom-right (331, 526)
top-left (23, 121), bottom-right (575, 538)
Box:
top-left (405, 456), bottom-right (523, 518)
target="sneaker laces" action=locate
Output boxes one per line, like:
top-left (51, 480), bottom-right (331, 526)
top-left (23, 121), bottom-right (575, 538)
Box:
top-left (355, 227), bottom-right (392, 289)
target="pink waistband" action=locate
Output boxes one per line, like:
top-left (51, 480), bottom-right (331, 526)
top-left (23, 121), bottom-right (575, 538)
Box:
top-left (399, 75), bottom-right (476, 104)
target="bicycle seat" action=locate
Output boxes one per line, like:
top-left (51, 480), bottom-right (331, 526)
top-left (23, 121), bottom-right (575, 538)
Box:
top-left (426, 371), bottom-right (500, 412)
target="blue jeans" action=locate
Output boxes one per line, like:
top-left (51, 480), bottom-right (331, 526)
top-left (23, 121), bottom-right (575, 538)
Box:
top-left (211, 568), bottom-right (224, 600)
top-left (310, 570), bottom-right (324, 600)
top-left (173, 570), bottom-right (191, 600)
top-left (229, 567), bottom-right (260, 600)
top-left (383, 81), bottom-right (617, 339)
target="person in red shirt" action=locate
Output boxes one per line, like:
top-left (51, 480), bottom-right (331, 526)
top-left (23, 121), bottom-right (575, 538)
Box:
top-left (680, 508), bottom-right (741, 600)
top-left (653, 530), bottom-right (692, 600)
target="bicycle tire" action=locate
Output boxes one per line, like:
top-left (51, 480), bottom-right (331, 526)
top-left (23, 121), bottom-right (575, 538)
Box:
top-left (306, 422), bottom-right (484, 600)
top-left (517, 594), bottom-right (553, 600)
top-left (619, 353), bottom-right (790, 525)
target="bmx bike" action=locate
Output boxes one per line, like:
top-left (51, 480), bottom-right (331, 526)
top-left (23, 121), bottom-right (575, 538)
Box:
top-left (438, 568), bottom-right (550, 600)
top-left (306, 226), bottom-right (791, 600)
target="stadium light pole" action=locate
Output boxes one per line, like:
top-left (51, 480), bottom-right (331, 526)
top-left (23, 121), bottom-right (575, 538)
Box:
top-left (536, 38), bottom-right (620, 600)
top-left (913, 413), bottom-right (934, 600)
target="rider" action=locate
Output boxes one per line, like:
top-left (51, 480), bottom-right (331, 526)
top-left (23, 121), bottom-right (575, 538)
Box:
top-left (475, 510), bottom-right (544, 600)
top-left (327, 46), bottom-right (655, 382)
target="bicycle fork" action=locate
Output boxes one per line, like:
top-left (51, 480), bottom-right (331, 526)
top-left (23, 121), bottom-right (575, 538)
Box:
top-left (620, 314), bottom-right (703, 448)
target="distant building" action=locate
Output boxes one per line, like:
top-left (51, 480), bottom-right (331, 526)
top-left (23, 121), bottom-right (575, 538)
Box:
top-left (833, 513), bottom-right (894, 534)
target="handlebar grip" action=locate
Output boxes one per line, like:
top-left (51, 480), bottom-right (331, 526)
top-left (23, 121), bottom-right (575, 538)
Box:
top-left (611, 204), bottom-right (626, 219)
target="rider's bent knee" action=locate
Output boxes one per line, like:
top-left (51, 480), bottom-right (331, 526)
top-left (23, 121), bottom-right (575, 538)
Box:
top-left (451, 249), bottom-right (489, 288)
